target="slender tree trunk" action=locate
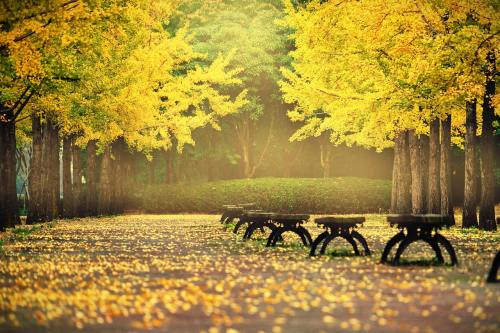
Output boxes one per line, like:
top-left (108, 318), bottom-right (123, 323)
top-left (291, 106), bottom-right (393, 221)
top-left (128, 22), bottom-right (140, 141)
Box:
top-left (72, 142), bottom-right (84, 217)
top-left (409, 130), bottom-right (424, 214)
top-left (62, 136), bottom-right (73, 218)
top-left (479, 50), bottom-right (497, 231)
top-left (164, 149), bottom-right (175, 184)
top-left (86, 140), bottom-right (98, 216)
top-left (428, 119), bottom-right (441, 214)
top-left (420, 135), bottom-right (430, 212)
top-left (242, 141), bottom-right (252, 178)
top-left (320, 139), bottom-right (332, 178)
top-left (41, 118), bottom-right (59, 221)
top-left (0, 114), bottom-right (19, 230)
top-left (463, 100), bottom-right (479, 228)
top-left (396, 131), bottom-right (412, 213)
top-left (49, 123), bottom-right (60, 220)
top-left (27, 113), bottom-right (43, 224)
top-left (111, 138), bottom-right (125, 214)
top-left (148, 155), bottom-right (156, 185)
top-left (391, 136), bottom-right (401, 213)
top-left (40, 120), bottom-right (50, 221)
top-left (98, 147), bottom-right (112, 215)
top-left (440, 114), bottom-right (454, 223)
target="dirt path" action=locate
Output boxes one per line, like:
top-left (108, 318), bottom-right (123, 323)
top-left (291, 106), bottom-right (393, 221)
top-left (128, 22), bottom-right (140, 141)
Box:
top-left (0, 215), bottom-right (499, 332)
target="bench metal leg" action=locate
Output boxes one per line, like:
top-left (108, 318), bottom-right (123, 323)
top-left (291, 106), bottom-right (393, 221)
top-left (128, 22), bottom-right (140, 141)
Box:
top-left (422, 235), bottom-right (444, 264)
top-left (243, 221), bottom-right (260, 239)
top-left (297, 226), bottom-right (313, 246)
top-left (381, 232), bottom-right (405, 263)
top-left (266, 228), bottom-right (280, 247)
top-left (487, 252), bottom-right (500, 283)
top-left (310, 231), bottom-right (329, 256)
top-left (343, 234), bottom-right (360, 256)
top-left (220, 212), bottom-right (228, 223)
top-left (320, 234), bottom-right (338, 255)
top-left (392, 234), bottom-right (417, 265)
top-left (270, 227), bottom-right (309, 247)
top-left (351, 230), bottom-right (371, 256)
top-left (433, 233), bottom-right (458, 266)
top-left (233, 220), bottom-right (246, 234)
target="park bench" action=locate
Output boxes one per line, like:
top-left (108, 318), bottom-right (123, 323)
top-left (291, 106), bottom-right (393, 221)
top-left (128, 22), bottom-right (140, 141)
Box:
top-left (220, 203), bottom-right (258, 224)
top-left (486, 251), bottom-right (499, 283)
top-left (266, 214), bottom-right (312, 247)
top-left (232, 211), bottom-right (268, 235)
top-left (310, 217), bottom-right (370, 256)
top-left (231, 212), bottom-right (276, 239)
top-left (381, 214), bottom-right (458, 266)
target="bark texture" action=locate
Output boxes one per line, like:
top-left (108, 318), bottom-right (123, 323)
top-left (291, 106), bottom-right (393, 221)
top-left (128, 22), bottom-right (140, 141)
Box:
top-left (86, 140), bottom-right (98, 216)
top-left (479, 50), bottom-right (497, 231)
top-left (27, 113), bottom-right (44, 224)
top-left (440, 115), bottom-right (453, 221)
top-left (420, 135), bottom-right (430, 212)
top-left (463, 100), bottom-right (479, 228)
top-left (97, 147), bottom-right (112, 215)
top-left (409, 130), bottom-right (424, 214)
top-left (72, 143), bottom-right (84, 217)
top-left (62, 136), bottom-right (74, 218)
top-left (0, 113), bottom-right (19, 230)
top-left (396, 131), bottom-right (412, 213)
top-left (428, 119), bottom-right (441, 214)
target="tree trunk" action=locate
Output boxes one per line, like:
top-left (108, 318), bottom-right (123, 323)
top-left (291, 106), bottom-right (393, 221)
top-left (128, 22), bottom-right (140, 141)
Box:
top-left (111, 138), bottom-right (126, 214)
top-left (98, 147), bottom-right (112, 215)
top-left (391, 136), bottom-right (400, 213)
top-left (49, 122), bottom-right (60, 220)
top-left (62, 136), bottom-right (74, 218)
top-left (463, 100), bottom-right (479, 228)
top-left (241, 140), bottom-right (252, 178)
top-left (440, 114), bottom-right (454, 223)
top-left (396, 131), bottom-right (412, 213)
top-left (409, 130), bottom-right (424, 214)
top-left (428, 119), bottom-right (441, 214)
top-left (72, 142), bottom-right (84, 217)
top-left (320, 139), bottom-right (332, 178)
top-left (164, 149), bottom-right (175, 184)
top-left (27, 113), bottom-right (44, 224)
top-left (148, 155), bottom-right (156, 185)
top-left (479, 50), bottom-right (497, 231)
top-left (86, 140), bottom-right (98, 216)
top-left (41, 118), bottom-right (59, 221)
top-left (0, 114), bottom-right (19, 230)
top-left (420, 135), bottom-right (430, 212)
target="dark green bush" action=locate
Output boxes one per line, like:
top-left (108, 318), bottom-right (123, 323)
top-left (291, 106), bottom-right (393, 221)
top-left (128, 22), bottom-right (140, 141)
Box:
top-left (137, 177), bottom-right (391, 214)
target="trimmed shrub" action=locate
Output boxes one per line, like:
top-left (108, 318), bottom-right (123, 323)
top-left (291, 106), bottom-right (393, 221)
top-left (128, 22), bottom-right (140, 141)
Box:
top-left (137, 177), bottom-right (391, 214)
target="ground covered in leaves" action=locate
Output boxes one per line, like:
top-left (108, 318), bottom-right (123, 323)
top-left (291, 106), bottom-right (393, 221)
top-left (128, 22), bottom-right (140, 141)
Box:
top-left (0, 214), bottom-right (499, 333)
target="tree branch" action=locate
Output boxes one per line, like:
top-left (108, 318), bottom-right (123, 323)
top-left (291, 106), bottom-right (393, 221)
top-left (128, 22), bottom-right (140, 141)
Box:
top-left (415, 1), bottom-right (438, 36)
top-left (11, 89), bottom-right (35, 122)
top-left (12, 0), bottom-right (80, 43)
top-left (249, 111), bottom-right (275, 178)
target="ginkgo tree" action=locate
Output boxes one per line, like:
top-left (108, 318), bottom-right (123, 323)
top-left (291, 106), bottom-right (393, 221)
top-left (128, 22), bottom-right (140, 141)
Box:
top-left (280, 0), bottom-right (499, 229)
top-left (1, 0), bottom-right (248, 229)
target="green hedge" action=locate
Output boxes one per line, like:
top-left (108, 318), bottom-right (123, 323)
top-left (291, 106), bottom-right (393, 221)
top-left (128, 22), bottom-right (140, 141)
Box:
top-left (137, 177), bottom-right (392, 214)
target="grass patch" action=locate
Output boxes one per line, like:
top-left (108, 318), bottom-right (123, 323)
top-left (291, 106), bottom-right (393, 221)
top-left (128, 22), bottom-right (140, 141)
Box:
top-left (394, 257), bottom-right (453, 267)
top-left (138, 177), bottom-right (391, 214)
top-left (12, 226), bottom-right (40, 235)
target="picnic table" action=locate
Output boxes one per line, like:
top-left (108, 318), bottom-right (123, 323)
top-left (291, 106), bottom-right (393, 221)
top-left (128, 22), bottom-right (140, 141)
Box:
top-left (381, 214), bottom-right (458, 266)
top-left (220, 203), bottom-right (258, 224)
top-left (310, 217), bottom-right (370, 256)
top-left (266, 214), bottom-right (312, 247)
